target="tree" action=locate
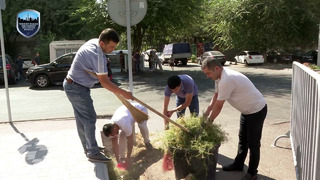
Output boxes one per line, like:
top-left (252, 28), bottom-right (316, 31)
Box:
top-left (92, 0), bottom-right (205, 52)
top-left (2, 0), bottom-right (92, 58)
top-left (206, 0), bottom-right (320, 52)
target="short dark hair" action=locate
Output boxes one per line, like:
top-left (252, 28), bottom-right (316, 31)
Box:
top-left (167, 75), bottom-right (181, 89)
top-left (99, 28), bottom-right (120, 44)
top-left (201, 57), bottom-right (222, 70)
top-left (102, 123), bottom-right (115, 137)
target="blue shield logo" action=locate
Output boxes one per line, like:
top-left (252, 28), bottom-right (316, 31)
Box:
top-left (16, 9), bottom-right (40, 38)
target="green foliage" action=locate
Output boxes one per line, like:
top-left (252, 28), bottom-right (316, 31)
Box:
top-left (191, 54), bottom-right (197, 63)
top-left (206, 0), bottom-right (320, 51)
top-left (309, 64), bottom-right (320, 70)
top-left (34, 32), bottom-right (56, 64)
top-left (3, 0), bottom-right (319, 58)
top-left (163, 116), bottom-right (227, 158)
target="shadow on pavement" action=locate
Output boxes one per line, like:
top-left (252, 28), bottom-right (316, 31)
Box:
top-left (217, 153), bottom-right (276, 180)
top-left (93, 162), bottom-right (109, 180)
top-left (9, 122), bottom-right (48, 165)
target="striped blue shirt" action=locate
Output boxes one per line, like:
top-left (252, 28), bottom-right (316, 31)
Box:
top-left (67, 39), bottom-right (108, 87)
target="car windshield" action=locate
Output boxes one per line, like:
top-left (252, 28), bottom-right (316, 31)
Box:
top-left (248, 52), bottom-right (261, 55)
top-left (210, 51), bottom-right (224, 56)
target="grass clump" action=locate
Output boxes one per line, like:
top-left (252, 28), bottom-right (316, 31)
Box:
top-left (309, 64), bottom-right (320, 70)
top-left (163, 116), bottom-right (227, 157)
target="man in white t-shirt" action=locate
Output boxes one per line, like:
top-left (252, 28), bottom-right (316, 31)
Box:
top-left (102, 103), bottom-right (152, 167)
top-left (201, 58), bottom-right (267, 180)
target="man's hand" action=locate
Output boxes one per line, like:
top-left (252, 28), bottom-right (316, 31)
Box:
top-left (166, 110), bottom-right (174, 118)
top-left (206, 117), bottom-right (214, 124)
top-left (122, 91), bottom-right (134, 100)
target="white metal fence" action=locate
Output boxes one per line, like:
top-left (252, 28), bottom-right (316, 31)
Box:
top-left (291, 62), bottom-right (320, 180)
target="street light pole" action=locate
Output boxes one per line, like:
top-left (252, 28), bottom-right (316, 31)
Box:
top-left (0, 3), bottom-right (12, 122)
top-left (318, 23), bottom-right (320, 66)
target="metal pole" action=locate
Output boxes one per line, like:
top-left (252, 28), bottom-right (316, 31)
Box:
top-left (317, 23), bottom-right (320, 66)
top-left (126, 0), bottom-right (135, 142)
top-left (126, 0), bottom-right (133, 93)
top-left (0, 9), bottom-right (12, 122)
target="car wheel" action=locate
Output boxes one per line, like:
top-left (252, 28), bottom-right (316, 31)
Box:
top-left (273, 58), bottom-right (277, 64)
top-left (181, 59), bottom-right (188, 66)
top-left (234, 59), bottom-right (237, 65)
top-left (35, 74), bottom-right (50, 88)
top-left (245, 60), bottom-right (249, 65)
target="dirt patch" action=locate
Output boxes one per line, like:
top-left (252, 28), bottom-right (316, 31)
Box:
top-left (101, 132), bottom-right (176, 180)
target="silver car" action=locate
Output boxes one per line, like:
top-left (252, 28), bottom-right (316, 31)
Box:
top-left (198, 51), bottom-right (226, 65)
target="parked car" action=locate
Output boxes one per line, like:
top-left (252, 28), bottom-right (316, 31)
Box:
top-left (26, 52), bottom-right (75, 88)
top-left (234, 51), bottom-right (264, 65)
top-left (290, 50), bottom-right (304, 62)
top-left (22, 58), bottom-right (35, 69)
top-left (198, 51), bottom-right (226, 65)
top-left (266, 50), bottom-right (292, 64)
top-left (156, 52), bottom-right (164, 62)
top-left (143, 49), bottom-right (156, 62)
top-left (0, 54), bottom-right (18, 84)
top-left (301, 50), bottom-right (318, 64)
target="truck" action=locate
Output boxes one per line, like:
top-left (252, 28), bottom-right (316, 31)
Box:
top-left (162, 43), bottom-right (192, 65)
top-left (49, 40), bottom-right (85, 62)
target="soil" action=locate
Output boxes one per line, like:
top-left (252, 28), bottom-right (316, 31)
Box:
top-left (101, 132), bottom-right (176, 180)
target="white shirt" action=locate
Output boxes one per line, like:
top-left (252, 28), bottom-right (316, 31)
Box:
top-left (215, 68), bottom-right (266, 115)
top-left (111, 103), bottom-right (148, 137)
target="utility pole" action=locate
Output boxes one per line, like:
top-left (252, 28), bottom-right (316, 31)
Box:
top-left (318, 23), bottom-right (320, 66)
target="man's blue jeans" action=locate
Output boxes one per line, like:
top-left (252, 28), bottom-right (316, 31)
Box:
top-left (176, 95), bottom-right (199, 117)
top-left (63, 79), bottom-right (99, 157)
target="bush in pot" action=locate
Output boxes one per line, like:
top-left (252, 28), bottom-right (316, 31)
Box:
top-left (163, 116), bottom-right (227, 179)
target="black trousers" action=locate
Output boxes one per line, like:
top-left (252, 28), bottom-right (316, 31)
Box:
top-left (234, 104), bottom-right (267, 175)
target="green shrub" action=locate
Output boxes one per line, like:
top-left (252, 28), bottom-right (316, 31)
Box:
top-left (163, 116), bottom-right (227, 158)
top-left (191, 55), bottom-right (197, 63)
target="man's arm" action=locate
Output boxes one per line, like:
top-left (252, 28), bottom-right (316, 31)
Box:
top-left (204, 93), bottom-right (218, 117)
top-left (97, 74), bottom-right (133, 100)
top-left (208, 99), bottom-right (225, 123)
top-left (167, 93), bottom-right (193, 117)
top-left (163, 96), bottom-right (170, 117)
top-left (111, 137), bottom-right (120, 163)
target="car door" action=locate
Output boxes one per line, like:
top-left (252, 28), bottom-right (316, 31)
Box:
top-left (200, 52), bottom-right (209, 63)
top-left (238, 52), bottom-right (246, 63)
top-left (49, 54), bottom-right (74, 83)
top-left (201, 52), bottom-right (208, 61)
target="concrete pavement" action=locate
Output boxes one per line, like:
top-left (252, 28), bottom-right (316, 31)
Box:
top-left (0, 63), bottom-right (295, 179)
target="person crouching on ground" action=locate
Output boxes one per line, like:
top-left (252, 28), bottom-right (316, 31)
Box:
top-left (103, 103), bottom-right (153, 168)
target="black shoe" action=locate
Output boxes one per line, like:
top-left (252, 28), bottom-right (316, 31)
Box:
top-left (145, 142), bottom-right (153, 150)
top-left (222, 163), bottom-right (243, 171)
top-left (84, 146), bottom-right (105, 154)
top-left (88, 152), bottom-right (111, 162)
top-left (241, 173), bottom-right (257, 180)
